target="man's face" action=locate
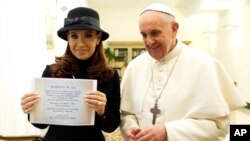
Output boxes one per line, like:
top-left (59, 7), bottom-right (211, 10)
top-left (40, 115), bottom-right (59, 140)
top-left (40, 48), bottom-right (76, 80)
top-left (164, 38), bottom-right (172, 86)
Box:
top-left (139, 11), bottom-right (178, 60)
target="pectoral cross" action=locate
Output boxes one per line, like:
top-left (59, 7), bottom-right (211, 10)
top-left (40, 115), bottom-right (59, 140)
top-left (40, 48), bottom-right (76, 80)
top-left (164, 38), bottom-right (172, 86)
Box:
top-left (150, 100), bottom-right (161, 125)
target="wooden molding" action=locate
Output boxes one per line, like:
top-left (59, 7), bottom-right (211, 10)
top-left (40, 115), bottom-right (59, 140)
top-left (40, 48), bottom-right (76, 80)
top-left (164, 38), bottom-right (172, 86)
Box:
top-left (0, 135), bottom-right (43, 141)
top-left (107, 41), bottom-right (144, 47)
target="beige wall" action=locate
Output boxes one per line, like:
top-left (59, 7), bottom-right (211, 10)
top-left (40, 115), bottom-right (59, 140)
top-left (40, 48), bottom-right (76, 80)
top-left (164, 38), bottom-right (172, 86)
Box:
top-left (214, 1), bottom-right (250, 101)
top-left (89, 4), bottom-right (187, 41)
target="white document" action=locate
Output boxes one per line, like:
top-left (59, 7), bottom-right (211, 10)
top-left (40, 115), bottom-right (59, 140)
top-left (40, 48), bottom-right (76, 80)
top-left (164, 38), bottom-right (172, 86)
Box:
top-left (30, 78), bottom-right (97, 126)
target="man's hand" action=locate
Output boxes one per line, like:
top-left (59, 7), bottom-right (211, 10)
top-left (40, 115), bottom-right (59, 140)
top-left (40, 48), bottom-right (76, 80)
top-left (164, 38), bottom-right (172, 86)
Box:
top-left (126, 127), bottom-right (141, 141)
top-left (134, 124), bottom-right (167, 141)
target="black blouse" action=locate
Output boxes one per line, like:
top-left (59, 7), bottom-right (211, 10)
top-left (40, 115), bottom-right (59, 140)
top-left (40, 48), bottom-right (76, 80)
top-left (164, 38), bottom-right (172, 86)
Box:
top-left (30, 64), bottom-right (121, 141)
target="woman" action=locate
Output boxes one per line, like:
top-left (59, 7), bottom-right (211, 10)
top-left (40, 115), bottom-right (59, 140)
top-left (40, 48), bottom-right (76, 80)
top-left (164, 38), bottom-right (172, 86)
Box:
top-left (20, 7), bottom-right (120, 141)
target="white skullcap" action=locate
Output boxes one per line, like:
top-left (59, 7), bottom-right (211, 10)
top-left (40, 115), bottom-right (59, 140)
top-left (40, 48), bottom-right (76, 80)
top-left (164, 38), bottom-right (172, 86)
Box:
top-left (140, 3), bottom-right (175, 17)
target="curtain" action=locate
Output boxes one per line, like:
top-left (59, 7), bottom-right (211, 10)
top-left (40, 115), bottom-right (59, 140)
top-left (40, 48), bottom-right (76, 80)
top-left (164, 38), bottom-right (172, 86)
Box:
top-left (0, 0), bottom-right (49, 136)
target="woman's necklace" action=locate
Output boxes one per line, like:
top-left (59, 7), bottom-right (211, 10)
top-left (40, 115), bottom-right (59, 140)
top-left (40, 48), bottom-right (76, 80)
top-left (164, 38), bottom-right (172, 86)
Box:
top-left (150, 47), bottom-right (182, 125)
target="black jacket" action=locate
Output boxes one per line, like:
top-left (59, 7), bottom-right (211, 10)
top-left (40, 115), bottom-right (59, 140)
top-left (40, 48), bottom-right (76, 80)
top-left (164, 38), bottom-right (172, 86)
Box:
top-left (29, 65), bottom-right (121, 141)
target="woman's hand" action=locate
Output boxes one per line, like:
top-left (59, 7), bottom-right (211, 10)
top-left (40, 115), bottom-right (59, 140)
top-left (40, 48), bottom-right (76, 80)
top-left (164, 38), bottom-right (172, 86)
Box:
top-left (20, 92), bottom-right (40, 114)
top-left (84, 90), bottom-right (107, 118)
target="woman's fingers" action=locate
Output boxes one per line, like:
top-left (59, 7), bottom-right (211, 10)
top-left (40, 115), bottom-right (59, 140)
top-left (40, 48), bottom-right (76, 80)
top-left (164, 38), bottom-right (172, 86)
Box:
top-left (24, 98), bottom-right (40, 113)
top-left (21, 93), bottom-right (40, 114)
top-left (85, 91), bottom-right (107, 106)
top-left (84, 91), bottom-right (106, 116)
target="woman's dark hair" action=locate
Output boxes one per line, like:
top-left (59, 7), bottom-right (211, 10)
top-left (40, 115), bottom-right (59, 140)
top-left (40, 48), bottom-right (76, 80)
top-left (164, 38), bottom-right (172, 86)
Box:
top-left (50, 41), bottom-right (114, 84)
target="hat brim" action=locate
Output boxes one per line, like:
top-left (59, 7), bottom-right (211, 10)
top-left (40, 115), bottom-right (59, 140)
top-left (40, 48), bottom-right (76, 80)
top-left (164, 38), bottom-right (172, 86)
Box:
top-left (57, 24), bottom-right (109, 41)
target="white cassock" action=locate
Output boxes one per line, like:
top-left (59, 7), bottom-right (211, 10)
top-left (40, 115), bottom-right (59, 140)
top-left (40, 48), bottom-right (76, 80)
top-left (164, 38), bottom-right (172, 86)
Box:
top-left (120, 40), bottom-right (246, 141)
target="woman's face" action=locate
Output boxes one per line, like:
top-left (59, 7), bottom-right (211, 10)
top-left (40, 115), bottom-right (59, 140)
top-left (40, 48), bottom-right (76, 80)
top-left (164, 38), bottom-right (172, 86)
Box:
top-left (67, 29), bottom-right (102, 60)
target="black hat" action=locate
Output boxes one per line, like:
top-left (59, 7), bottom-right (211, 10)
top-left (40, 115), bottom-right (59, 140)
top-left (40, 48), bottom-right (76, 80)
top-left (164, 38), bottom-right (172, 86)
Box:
top-left (57, 7), bottom-right (109, 41)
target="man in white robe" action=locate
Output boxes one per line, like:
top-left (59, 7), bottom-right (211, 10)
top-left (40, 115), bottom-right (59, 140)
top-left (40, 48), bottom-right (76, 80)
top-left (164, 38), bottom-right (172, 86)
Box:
top-left (120, 3), bottom-right (246, 141)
